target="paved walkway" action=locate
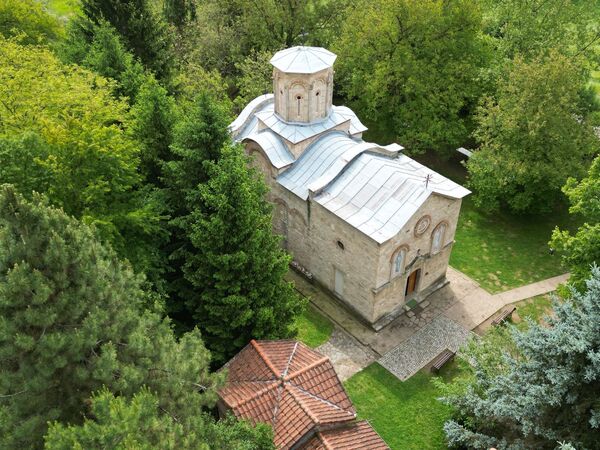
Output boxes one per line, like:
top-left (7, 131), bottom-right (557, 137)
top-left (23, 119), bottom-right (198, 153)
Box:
top-left (379, 316), bottom-right (472, 380)
top-left (289, 268), bottom-right (569, 381)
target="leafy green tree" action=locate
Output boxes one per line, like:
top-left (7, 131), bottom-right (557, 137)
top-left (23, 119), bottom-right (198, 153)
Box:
top-left (182, 145), bottom-right (305, 364)
top-left (0, 0), bottom-right (62, 44)
top-left (467, 52), bottom-right (598, 213)
top-left (0, 37), bottom-right (163, 276)
top-left (179, 0), bottom-right (349, 77)
top-left (333, 0), bottom-right (489, 154)
top-left (129, 76), bottom-right (177, 185)
top-left (163, 0), bottom-right (197, 28)
top-left (60, 20), bottom-right (147, 102)
top-left (442, 268), bottom-right (600, 449)
top-left (44, 388), bottom-right (274, 450)
top-left (479, 0), bottom-right (600, 62)
top-left (78, 0), bottom-right (172, 80)
top-left (233, 50), bottom-right (273, 112)
top-left (0, 186), bottom-right (222, 449)
top-left (551, 155), bottom-right (600, 291)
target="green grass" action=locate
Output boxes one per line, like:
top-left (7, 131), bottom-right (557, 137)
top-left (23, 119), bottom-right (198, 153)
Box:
top-left (295, 305), bottom-right (334, 348)
top-left (344, 363), bottom-right (460, 450)
top-left (513, 294), bottom-right (554, 327)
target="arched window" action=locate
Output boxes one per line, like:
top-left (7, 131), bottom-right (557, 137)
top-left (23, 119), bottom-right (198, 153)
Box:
top-left (296, 95), bottom-right (302, 116)
top-left (431, 223), bottom-right (447, 254)
top-left (315, 91), bottom-right (320, 113)
top-left (390, 247), bottom-right (407, 279)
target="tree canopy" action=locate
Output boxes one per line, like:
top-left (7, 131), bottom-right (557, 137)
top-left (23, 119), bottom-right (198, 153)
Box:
top-left (467, 51), bottom-right (598, 213)
top-left (442, 268), bottom-right (600, 449)
top-left (333, 0), bottom-right (490, 154)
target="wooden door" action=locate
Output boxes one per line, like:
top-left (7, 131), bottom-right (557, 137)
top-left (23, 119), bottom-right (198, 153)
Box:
top-left (405, 269), bottom-right (420, 296)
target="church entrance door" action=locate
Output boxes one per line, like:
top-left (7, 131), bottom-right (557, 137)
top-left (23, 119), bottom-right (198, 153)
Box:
top-left (405, 269), bottom-right (420, 297)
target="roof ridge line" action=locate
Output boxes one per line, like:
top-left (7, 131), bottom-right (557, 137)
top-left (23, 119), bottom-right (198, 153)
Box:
top-left (250, 339), bottom-right (281, 377)
top-left (290, 383), bottom-right (355, 416)
top-left (285, 383), bottom-right (320, 424)
top-left (284, 355), bottom-right (329, 380)
top-left (227, 381), bottom-right (279, 409)
top-left (282, 341), bottom-right (299, 378)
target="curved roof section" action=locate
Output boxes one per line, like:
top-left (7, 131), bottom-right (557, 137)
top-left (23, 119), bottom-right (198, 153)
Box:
top-left (243, 130), bottom-right (295, 169)
top-left (314, 153), bottom-right (471, 243)
top-left (270, 46), bottom-right (337, 74)
top-left (219, 340), bottom-right (355, 449)
top-left (278, 132), bottom-right (382, 200)
top-left (229, 94), bottom-right (274, 139)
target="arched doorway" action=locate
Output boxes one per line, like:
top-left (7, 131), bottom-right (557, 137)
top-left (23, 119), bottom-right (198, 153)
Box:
top-left (405, 269), bottom-right (421, 297)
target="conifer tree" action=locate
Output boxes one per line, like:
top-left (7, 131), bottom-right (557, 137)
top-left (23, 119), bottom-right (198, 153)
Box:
top-left (78, 0), bottom-right (172, 80)
top-left (442, 268), bottom-right (600, 449)
top-left (183, 146), bottom-right (305, 364)
top-left (0, 186), bottom-right (221, 449)
top-left (44, 388), bottom-right (274, 450)
top-left (163, 93), bottom-right (231, 318)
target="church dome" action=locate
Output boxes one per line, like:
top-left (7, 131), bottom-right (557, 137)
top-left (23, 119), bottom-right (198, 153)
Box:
top-left (270, 46), bottom-right (336, 74)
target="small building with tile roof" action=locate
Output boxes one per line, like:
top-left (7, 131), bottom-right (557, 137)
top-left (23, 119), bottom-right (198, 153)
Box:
top-left (218, 339), bottom-right (389, 449)
top-left (230, 46), bottom-right (470, 330)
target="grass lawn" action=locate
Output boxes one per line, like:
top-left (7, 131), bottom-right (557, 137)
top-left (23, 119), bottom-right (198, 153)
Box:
top-left (513, 293), bottom-right (555, 328)
top-left (295, 305), bottom-right (334, 348)
top-left (344, 363), bottom-right (461, 450)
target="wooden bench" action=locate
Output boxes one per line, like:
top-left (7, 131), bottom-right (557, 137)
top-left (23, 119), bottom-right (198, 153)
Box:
top-left (491, 307), bottom-right (516, 326)
top-left (431, 349), bottom-right (455, 373)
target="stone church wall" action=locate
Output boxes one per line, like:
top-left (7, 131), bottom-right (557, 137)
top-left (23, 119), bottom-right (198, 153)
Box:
top-left (372, 195), bottom-right (462, 321)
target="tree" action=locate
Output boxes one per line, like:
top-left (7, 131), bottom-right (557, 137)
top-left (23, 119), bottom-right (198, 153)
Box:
top-left (551, 155), bottom-right (600, 291)
top-left (182, 145), bottom-right (305, 364)
top-left (478, 0), bottom-right (600, 62)
top-left (163, 92), bottom-right (232, 319)
top-left (60, 20), bottom-right (147, 102)
top-left (0, 37), bottom-right (163, 276)
top-left (233, 50), bottom-right (273, 112)
top-left (178, 0), bottom-right (349, 78)
top-left (467, 51), bottom-right (598, 213)
top-left (0, 186), bottom-right (222, 449)
top-left (78, 0), bottom-right (172, 80)
top-left (333, 0), bottom-right (489, 154)
top-left (0, 0), bottom-right (62, 44)
top-left (442, 268), bottom-right (600, 449)
top-left (129, 76), bottom-right (177, 185)
top-left (44, 388), bottom-right (274, 450)
top-left (163, 0), bottom-right (197, 29)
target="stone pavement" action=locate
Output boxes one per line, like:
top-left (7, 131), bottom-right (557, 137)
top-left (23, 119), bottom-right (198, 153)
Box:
top-left (379, 316), bottom-right (472, 381)
top-left (288, 268), bottom-right (569, 381)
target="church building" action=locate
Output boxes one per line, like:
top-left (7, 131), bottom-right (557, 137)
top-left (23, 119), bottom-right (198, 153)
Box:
top-left (230, 47), bottom-right (470, 330)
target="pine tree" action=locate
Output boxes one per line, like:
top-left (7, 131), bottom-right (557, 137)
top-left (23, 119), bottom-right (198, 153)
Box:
top-left (442, 268), bottom-right (600, 449)
top-left (183, 146), bottom-right (305, 364)
top-left (78, 0), bottom-right (172, 80)
top-left (163, 93), bottom-right (231, 319)
top-left (44, 388), bottom-right (275, 450)
top-left (163, 0), bottom-right (196, 28)
top-left (0, 186), bottom-right (221, 449)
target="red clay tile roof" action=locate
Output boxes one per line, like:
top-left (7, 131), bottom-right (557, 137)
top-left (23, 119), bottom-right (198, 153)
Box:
top-left (301, 420), bottom-right (390, 449)
top-left (219, 340), bottom-right (357, 449)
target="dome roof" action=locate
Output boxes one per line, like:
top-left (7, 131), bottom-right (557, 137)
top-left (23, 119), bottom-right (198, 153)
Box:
top-left (270, 46), bottom-right (337, 74)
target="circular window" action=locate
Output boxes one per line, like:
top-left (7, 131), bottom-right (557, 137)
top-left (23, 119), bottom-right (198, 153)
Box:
top-left (336, 240), bottom-right (345, 250)
top-left (414, 216), bottom-right (431, 237)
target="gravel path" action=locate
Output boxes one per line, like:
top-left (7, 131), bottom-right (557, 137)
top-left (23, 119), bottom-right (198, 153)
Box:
top-left (378, 316), bottom-right (472, 381)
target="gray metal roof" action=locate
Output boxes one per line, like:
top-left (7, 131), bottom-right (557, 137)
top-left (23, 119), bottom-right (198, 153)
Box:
top-left (255, 104), bottom-right (367, 144)
top-left (243, 130), bottom-right (295, 169)
top-left (278, 132), bottom-right (382, 200)
top-left (270, 46), bottom-right (336, 74)
top-left (314, 152), bottom-right (471, 243)
top-left (229, 94), bottom-right (274, 140)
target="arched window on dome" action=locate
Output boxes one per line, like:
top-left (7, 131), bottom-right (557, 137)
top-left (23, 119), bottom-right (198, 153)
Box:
top-left (390, 246), bottom-right (408, 279)
top-left (431, 222), bottom-right (447, 255)
top-left (296, 95), bottom-right (302, 116)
